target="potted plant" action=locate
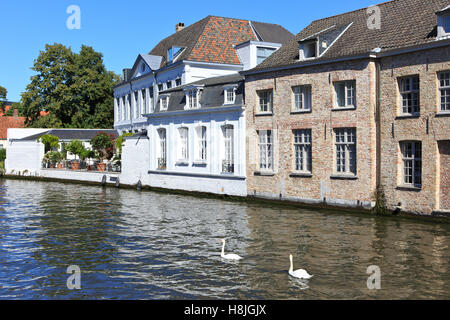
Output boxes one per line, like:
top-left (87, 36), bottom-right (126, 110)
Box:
top-left (66, 140), bottom-right (86, 170)
top-left (91, 133), bottom-right (114, 172)
top-left (39, 134), bottom-right (60, 153)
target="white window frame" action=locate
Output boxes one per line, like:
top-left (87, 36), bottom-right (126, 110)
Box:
top-left (175, 78), bottom-right (182, 87)
top-left (160, 95), bottom-right (169, 111)
top-left (400, 141), bottom-right (422, 188)
top-left (258, 130), bottom-right (273, 171)
top-left (178, 127), bottom-right (189, 163)
top-left (257, 90), bottom-right (273, 114)
top-left (116, 98), bottom-right (121, 122)
top-left (292, 85), bottom-right (312, 112)
top-left (222, 125), bottom-right (234, 174)
top-left (439, 71), bottom-right (450, 113)
top-left (334, 128), bottom-right (356, 175)
top-left (334, 80), bottom-right (356, 109)
top-left (399, 76), bottom-right (420, 115)
top-left (293, 129), bottom-right (312, 173)
top-left (184, 86), bottom-right (202, 109)
top-left (134, 91), bottom-right (140, 118)
top-left (157, 128), bottom-right (167, 170)
top-left (142, 89), bottom-right (147, 114)
top-left (256, 47), bottom-right (277, 65)
top-left (195, 126), bottom-right (207, 163)
top-left (224, 86), bottom-right (237, 105)
top-left (121, 96), bottom-right (126, 120)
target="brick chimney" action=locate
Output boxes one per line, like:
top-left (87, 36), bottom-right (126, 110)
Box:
top-left (176, 22), bottom-right (185, 32)
top-left (13, 108), bottom-right (18, 119)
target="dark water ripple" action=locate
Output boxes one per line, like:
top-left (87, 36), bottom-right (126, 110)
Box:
top-left (0, 179), bottom-right (448, 299)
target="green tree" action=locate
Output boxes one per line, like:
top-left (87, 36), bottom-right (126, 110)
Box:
top-left (66, 140), bottom-right (86, 161)
top-left (20, 43), bottom-right (120, 128)
top-left (0, 86), bottom-right (7, 115)
top-left (39, 134), bottom-right (60, 153)
top-left (115, 132), bottom-right (134, 155)
top-left (91, 133), bottom-right (114, 161)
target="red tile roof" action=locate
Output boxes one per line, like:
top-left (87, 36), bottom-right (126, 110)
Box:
top-left (0, 116), bottom-right (26, 140)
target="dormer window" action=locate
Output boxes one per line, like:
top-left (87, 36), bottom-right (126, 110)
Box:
top-left (184, 86), bottom-right (203, 109)
top-left (167, 46), bottom-right (184, 63)
top-left (160, 95), bottom-right (169, 111)
top-left (223, 84), bottom-right (238, 105)
top-left (299, 40), bottom-right (317, 60)
top-left (141, 64), bottom-right (146, 72)
top-left (437, 7), bottom-right (450, 38)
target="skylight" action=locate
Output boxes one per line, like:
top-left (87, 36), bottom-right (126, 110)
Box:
top-left (168, 46), bottom-right (184, 62)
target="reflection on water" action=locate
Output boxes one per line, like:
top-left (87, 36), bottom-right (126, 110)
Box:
top-left (0, 179), bottom-right (448, 299)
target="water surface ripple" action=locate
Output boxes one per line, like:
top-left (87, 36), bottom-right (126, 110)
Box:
top-left (0, 179), bottom-right (448, 299)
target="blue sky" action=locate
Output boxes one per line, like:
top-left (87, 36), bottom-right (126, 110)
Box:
top-left (1, 0), bottom-right (378, 102)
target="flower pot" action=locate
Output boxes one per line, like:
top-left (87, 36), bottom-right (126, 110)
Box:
top-left (97, 163), bottom-right (106, 172)
top-left (71, 161), bottom-right (80, 170)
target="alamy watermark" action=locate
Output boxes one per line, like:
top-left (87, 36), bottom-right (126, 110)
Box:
top-left (66, 265), bottom-right (81, 290)
top-left (66, 5), bottom-right (81, 30)
top-left (367, 5), bottom-right (381, 30)
top-left (366, 265), bottom-right (381, 290)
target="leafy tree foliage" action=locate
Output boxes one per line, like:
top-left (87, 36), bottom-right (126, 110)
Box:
top-left (90, 133), bottom-right (115, 161)
top-left (21, 43), bottom-right (120, 128)
top-left (0, 86), bottom-right (7, 114)
top-left (39, 134), bottom-right (60, 153)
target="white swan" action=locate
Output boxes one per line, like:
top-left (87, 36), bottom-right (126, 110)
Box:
top-left (220, 239), bottom-right (243, 261)
top-left (289, 254), bottom-right (313, 279)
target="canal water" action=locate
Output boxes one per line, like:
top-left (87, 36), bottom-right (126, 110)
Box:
top-left (0, 179), bottom-right (448, 299)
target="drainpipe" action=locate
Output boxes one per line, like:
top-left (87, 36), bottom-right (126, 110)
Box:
top-left (375, 59), bottom-right (381, 189)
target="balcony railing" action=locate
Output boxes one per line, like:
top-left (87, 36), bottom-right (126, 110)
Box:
top-left (157, 158), bottom-right (167, 170)
top-left (222, 160), bottom-right (234, 174)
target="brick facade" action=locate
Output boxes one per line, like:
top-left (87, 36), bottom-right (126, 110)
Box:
top-left (379, 46), bottom-right (450, 214)
top-left (245, 59), bottom-right (377, 209)
top-left (245, 46), bottom-right (450, 215)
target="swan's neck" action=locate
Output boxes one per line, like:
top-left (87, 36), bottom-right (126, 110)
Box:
top-left (289, 257), bottom-right (294, 273)
top-left (221, 241), bottom-right (225, 257)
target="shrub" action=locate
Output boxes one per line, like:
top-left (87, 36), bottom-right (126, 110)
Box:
top-left (66, 140), bottom-right (86, 161)
top-left (91, 133), bottom-right (114, 161)
top-left (39, 134), bottom-right (60, 153)
top-left (0, 148), bottom-right (6, 162)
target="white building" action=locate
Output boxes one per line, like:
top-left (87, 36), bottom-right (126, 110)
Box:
top-left (113, 16), bottom-right (293, 134)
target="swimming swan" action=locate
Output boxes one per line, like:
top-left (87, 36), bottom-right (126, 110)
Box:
top-left (220, 239), bottom-right (243, 261)
top-left (289, 254), bottom-right (313, 279)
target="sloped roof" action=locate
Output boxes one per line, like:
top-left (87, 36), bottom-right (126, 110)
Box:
top-left (18, 129), bottom-right (119, 141)
top-left (251, 0), bottom-right (450, 72)
top-left (152, 74), bottom-right (244, 114)
top-left (149, 16), bottom-right (294, 68)
top-left (0, 116), bottom-right (26, 140)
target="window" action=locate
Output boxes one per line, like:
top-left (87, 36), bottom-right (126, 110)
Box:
top-left (334, 81), bottom-right (356, 108)
top-left (185, 88), bottom-right (201, 109)
top-left (158, 84), bottom-right (164, 92)
top-left (149, 86), bottom-right (154, 112)
top-left (334, 128), bottom-right (356, 175)
top-left (167, 46), bottom-right (183, 62)
top-left (122, 96), bottom-right (126, 120)
top-left (142, 89), bottom-right (147, 114)
top-left (445, 16), bottom-right (450, 33)
top-left (399, 76), bottom-right (420, 115)
top-left (224, 87), bottom-right (236, 105)
top-left (196, 126), bottom-right (207, 162)
top-left (222, 125), bottom-right (234, 173)
top-left (166, 81), bottom-right (172, 89)
top-left (126, 94), bottom-right (131, 120)
top-left (292, 85), bottom-right (312, 112)
top-left (141, 64), bottom-right (146, 72)
top-left (116, 98), bottom-right (121, 121)
top-left (257, 47), bottom-right (277, 65)
top-left (134, 91), bottom-right (140, 118)
top-left (175, 78), bottom-right (182, 87)
top-left (160, 96), bottom-right (169, 111)
top-left (293, 130), bottom-right (312, 173)
top-left (400, 141), bottom-right (422, 187)
top-left (178, 127), bottom-right (189, 162)
top-left (257, 90), bottom-right (273, 113)
top-left (157, 128), bottom-right (167, 170)
top-left (300, 41), bottom-right (317, 60)
top-left (258, 130), bottom-right (273, 171)
top-left (439, 71), bottom-right (450, 112)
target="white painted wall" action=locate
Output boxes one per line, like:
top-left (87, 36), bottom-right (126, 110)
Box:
top-left (120, 136), bottom-right (150, 185)
top-left (5, 140), bottom-right (43, 173)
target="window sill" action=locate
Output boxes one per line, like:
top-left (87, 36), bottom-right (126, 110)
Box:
top-left (332, 106), bottom-right (356, 112)
top-left (330, 174), bottom-right (358, 180)
top-left (396, 185), bottom-right (422, 191)
top-left (193, 161), bottom-right (207, 166)
top-left (175, 161), bottom-right (189, 166)
top-left (291, 110), bottom-right (312, 115)
top-left (255, 112), bottom-right (273, 117)
top-left (254, 171), bottom-right (275, 177)
top-left (395, 114), bottom-right (420, 120)
top-left (290, 172), bottom-right (313, 178)
top-left (435, 112), bottom-right (450, 117)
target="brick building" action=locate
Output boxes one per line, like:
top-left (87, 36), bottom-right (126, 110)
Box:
top-left (242, 0), bottom-right (450, 215)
